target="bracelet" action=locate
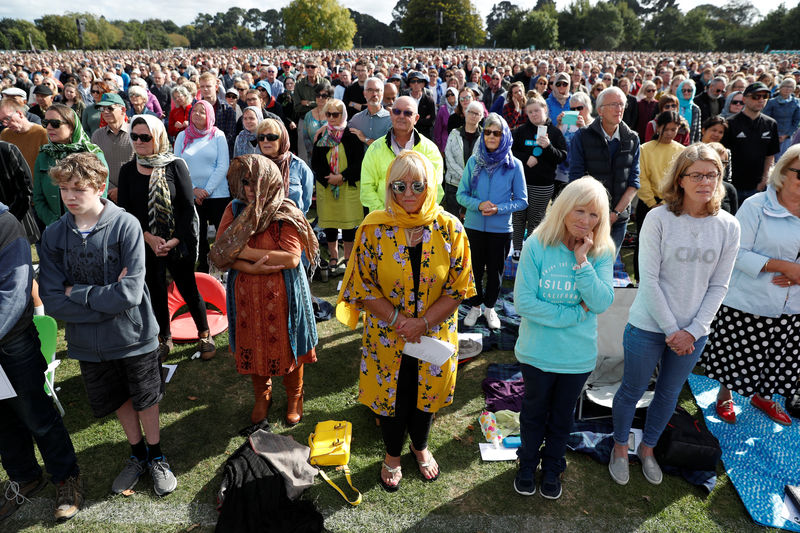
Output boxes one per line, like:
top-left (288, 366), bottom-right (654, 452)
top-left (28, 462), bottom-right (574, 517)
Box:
top-left (421, 316), bottom-right (430, 331)
top-left (388, 307), bottom-right (400, 327)
top-left (764, 259), bottom-right (771, 272)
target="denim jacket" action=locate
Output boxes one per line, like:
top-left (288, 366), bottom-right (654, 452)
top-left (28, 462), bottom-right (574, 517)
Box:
top-left (723, 185), bottom-right (800, 317)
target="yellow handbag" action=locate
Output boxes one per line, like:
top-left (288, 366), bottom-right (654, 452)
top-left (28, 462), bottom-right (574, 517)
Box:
top-left (308, 420), bottom-right (362, 505)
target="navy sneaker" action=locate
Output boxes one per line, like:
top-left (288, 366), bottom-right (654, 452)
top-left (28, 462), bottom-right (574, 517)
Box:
top-left (513, 466), bottom-right (536, 496)
top-left (540, 470), bottom-right (562, 500)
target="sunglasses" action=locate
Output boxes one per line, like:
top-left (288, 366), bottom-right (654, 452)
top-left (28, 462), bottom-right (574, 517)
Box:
top-left (731, 100), bottom-right (744, 105)
top-left (316, 93), bottom-right (329, 99)
top-left (459, 96), bottom-right (472, 102)
top-left (390, 181), bottom-right (426, 194)
top-left (42, 119), bottom-right (65, 128)
top-left (570, 106), bottom-right (585, 111)
top-left (129, 133), bottom-right (153, 142)
top-left (241, 179), bottom-right (252, 186)
top-left (555, 82), bottom-right (568, 87)
top-left (305, 65), bottom-right (317, 69)
top-left (257, 133), bottom-right (280, 142)
top-left (90, 89), bottom-right (101, 94)
top-left (391, 108), bottom-right (414, 117)
top-left (748, 93), bottom-right (769, 100)
top-left (226, 94), bottom-right (237, 98)
top-left (325, 111), bottom-right (341, 118)
top-left (484, 129), bottom-right (503, 138)
top-left (646, 88), bottom-right (656, 93)
top-left (788, 167), bottom-right (800, 175)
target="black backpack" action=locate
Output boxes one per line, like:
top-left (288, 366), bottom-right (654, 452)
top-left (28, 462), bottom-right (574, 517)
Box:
top-left (215, 424), bottom-right (324, 533)
top-left (654, 406), bottom-right (722, 472)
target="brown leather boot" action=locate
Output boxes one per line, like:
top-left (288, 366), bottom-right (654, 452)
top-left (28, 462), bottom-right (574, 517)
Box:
top-left (250, 375), bottom-right (272, 424)
top-left (284, 365), bottom-right (304, 426)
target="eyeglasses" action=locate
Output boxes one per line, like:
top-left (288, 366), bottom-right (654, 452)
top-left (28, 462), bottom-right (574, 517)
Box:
top-left (601, 102), bottom-right (625, 108)
top-left (365, 87), bottom-right (381, 93)
top-left (391, 108), bottom-right (414, 117)
top-left (42, 119), bottom-right (65, 128)
top-left (129, 133), bottom-right (153, 142)
top-left (570, 106), bottom-right (585, 111)
top-left (325, 111), bottom-right (342, 118)
top-left (555, 82), bottom-right (568, 88)
top-left (100, 107), bottom-right (117, 113)
top-left (257, 133), bottom-right (280, 142)
top-left (663, 103), bottom-right (677, 109)
top-left (483, 129), bottom-right (503, 138)
top-left (748, 93), bottom-right (770, 101)
top-left (459, 96), bottom-right (472, 102)
top-left (390, 181), bottom-right (426, 194)
top-left (731, 100), bottom-right (744, 106)
top-left (682, 171), bottom-right (720, 183)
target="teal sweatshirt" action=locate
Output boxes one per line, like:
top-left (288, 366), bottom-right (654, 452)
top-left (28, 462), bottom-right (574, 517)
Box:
top-left (513, 235), bottom-right (614, 374)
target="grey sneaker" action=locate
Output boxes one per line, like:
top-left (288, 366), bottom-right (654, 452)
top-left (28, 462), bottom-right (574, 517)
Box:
top-left (54, 474), bottom-right (84, 522)
top-left (637, 445), bottom-right (663, 485)
top-left (608, 453), bottom-right (630, 485)
top-left (112, 456), bottom-right (145, 494)
top-left (149, 457), bottom-right (177, 497)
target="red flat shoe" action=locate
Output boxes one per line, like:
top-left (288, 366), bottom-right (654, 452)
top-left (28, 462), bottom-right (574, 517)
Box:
top-left (750, 395), bottom-right (792, 426)
top-left (716, 398), bottom-right (736, 423)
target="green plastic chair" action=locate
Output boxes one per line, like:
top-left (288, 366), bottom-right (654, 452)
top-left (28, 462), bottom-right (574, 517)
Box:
top-left (33, 315), bottom-right (64, 416)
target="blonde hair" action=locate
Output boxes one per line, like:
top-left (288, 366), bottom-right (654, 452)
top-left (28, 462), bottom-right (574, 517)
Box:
top-left (49, 152), bottom-right (107, 190)
top-left (769, 143), bottom-right (800, 193)
top-left (322, 98), bottom-right (346, 116)
top-left (532, 176), bottom-right (615, 259)
top-left (660, 143), bottom-right (725, 216)
top-left (384, 151), bottom-right (435, 215)
top-left (525, 93), bottom-right (547, 115)
top-left (256, 118), bottom-right (282, 135)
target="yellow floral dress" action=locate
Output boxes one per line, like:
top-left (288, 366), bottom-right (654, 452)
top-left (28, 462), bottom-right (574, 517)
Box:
top-left (337, 211), bottom-right (475, 416)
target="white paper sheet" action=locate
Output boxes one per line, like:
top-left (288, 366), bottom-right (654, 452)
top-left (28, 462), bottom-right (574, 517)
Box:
top-left (402, 336), bottom-right (455, 366)
top-left (0, 364), bottom-right (17, 400)
top-left (479, 443), bottom-right (518, 461)
top-left (162, 364), bottom-right (178, 383)
top-left (783, 492), bottom-right (800, 526)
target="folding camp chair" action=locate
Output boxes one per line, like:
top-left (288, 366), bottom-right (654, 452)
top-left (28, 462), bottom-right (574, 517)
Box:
top-left (33, 314), bottom-right (64, 417)
top-left (167, 272), bottom-right (229, 341)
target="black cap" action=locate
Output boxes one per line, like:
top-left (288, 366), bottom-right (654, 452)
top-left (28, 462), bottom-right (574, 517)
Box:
top-left (33, 84), bottom-right (53, 96)
top-left (743, 82), bottom-right (770, 96)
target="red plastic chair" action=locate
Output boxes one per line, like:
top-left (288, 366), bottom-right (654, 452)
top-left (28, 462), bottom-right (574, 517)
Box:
top-left (167, 272), bottom-right (228, 341)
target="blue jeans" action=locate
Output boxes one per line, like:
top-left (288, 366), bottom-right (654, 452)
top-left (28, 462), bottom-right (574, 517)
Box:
top-left (610, 215), bottom-right (628, 260)
top-left (612, 324), bottom-right (707, 448)
top-left (0, 324), bottom-right (79, 483)
top-left (517, 363), bottom-right (590, 474)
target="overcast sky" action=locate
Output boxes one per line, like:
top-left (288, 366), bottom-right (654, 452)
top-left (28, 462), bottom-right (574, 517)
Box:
top-left (0, 0), bottom-right (785, 29)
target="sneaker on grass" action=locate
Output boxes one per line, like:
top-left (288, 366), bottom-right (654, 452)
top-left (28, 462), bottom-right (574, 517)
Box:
top-left (513, 466), bottom-right (536, 496)
top-left (149, 457), bottom-right (177, 497)
top-left (54, 474), bottom-right (84, 522)
top-left (0, 476), bottom-right (47, 522)
top-left (112, 456), bottom-right (145, 494)
top-left (464, 306), bottom-right (482, 327)
top-left (540, 470), bottom-right (562, 499)
top-left (484, 307), bottom-right (501, 330)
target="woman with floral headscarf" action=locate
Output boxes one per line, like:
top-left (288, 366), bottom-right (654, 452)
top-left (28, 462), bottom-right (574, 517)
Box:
top-left (234, 106), bottom-right (264, 157)
top-left (209, 155), bottom-right (319, 426)
top-left (174, 99), bottom-right (230, 274)
top-left (117, 114), bottom-right (210, 362)
top-left (336, 150), bottom-right (475, 492)
top-left (676, 80), bottom-right (702, 143)
top-left (457, 112), bottom-right (527, 330)
top-left (33, 103), bottom-right (108, 227)
top-left (310, 98), bottom-right (364, 278)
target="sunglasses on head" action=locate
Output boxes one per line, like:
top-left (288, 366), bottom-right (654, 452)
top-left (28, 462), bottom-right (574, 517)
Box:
top-left (42, 119), bottom-right (65, 128)
top-left (484, 129), bottom-right (502, 138)
top-left (391, 108), bottom-right (414, 117)
top-left (325, 111), bottom-right (342, 118)
top-left (390, 181), bottom-right (426, 194)
top-left (129, 133), bottom-right (153, 142)
top-left (257, 133), bottom-right (280, 142)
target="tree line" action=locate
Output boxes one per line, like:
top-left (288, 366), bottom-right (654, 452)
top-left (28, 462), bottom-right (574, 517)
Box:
top-left (1, 0), bottom-right (798, 52)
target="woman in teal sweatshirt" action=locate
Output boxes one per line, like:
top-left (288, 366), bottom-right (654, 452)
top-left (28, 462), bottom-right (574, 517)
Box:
top-left (512, 176), bottom-right (615, 500)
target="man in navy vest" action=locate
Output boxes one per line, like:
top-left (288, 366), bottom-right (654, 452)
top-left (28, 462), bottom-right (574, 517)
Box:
top-left (568, 86), bottom-right (640, 257)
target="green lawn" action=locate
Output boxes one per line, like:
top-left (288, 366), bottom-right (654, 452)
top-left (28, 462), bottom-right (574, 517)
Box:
top-left (2, 247), bottom-right (776, 533)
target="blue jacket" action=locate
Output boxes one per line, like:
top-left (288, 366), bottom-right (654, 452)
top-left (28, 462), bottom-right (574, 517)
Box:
top-left (763, 95), bottom-right (800, 137)
top-left (723, 186), bottom-right (800, 317)
top-left (457, 156), bottom-right (528, 233)
top-left (546, 92), bottom-right (571, 125)
top-left (288, 155), bottom-right (314, 214)
top-left (39, 200), bottom-right (159, 362)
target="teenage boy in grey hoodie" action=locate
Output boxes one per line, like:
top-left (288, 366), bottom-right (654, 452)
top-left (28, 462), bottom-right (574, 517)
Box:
top-left (38, 152), bottom-right (177, 497)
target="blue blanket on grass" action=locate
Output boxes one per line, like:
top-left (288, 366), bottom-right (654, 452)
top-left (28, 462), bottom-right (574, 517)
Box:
top-left (687, 373), bottom-right (800, 532)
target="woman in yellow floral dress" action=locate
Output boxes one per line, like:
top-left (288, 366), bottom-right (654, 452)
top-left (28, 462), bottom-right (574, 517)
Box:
top-left (337, 150), bottom-right (475, 492)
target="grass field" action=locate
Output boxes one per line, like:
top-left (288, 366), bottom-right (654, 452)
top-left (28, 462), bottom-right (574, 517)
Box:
top-left (1, 247), bottom-right (778, 533)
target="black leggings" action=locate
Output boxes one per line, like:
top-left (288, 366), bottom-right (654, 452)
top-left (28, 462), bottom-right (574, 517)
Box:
top-left (323, 228), bottom-right (356, 243)
top-left (145, 249), bottom-right (209, 340)
top-left (196, 197), bottom-right (231, 271)
top-left (465, 229), bottom-right (511, 308)
top-left (379, 354), bottom-right (434, 457)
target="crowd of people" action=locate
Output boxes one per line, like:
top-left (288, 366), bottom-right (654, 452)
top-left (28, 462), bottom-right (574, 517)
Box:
top-left (1, 45), bottom-right (799, 521)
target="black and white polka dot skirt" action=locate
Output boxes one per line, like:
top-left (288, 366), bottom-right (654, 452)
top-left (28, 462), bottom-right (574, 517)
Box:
top-left (703, 305), bottom-right (800, 399)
